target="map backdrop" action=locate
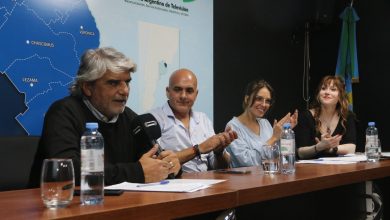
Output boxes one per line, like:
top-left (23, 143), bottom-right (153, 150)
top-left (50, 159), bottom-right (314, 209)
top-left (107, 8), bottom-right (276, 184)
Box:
top-left (0, 0), bottom-right (213, 136)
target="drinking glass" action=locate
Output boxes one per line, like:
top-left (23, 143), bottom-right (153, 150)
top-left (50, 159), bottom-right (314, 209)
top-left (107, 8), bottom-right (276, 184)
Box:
top-left (261, 143), bottom-right (280, 174)
top-left (41, 159), bottom-right (75, 209)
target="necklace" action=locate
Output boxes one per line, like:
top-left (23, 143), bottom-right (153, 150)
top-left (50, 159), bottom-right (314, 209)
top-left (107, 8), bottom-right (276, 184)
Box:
top-left (326, 125), bottom-right (332, 135)
top-left (320, 113), bottom-right (337, 135)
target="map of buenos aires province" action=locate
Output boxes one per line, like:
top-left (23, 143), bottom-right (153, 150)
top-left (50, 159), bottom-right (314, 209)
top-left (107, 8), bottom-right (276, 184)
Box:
top-left (0, 0), bottom-right (99, 135)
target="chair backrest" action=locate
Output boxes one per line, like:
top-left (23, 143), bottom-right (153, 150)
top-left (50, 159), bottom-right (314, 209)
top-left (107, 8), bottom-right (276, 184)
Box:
top-left (0, 136), bottom-right (40, 191)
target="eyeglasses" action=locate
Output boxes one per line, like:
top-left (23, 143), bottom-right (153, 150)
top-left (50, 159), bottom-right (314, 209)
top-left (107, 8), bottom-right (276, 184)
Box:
top-left (254, 96), bottom-right (273, 105)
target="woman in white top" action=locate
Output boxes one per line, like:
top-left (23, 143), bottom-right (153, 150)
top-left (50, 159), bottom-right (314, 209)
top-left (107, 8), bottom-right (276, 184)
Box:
top-left (226, 79), bottom-right (298, 168)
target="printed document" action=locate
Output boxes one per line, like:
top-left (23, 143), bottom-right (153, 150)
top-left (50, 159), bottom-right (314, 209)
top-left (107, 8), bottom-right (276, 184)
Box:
top-left (105, 179), bottom-right (225, 193)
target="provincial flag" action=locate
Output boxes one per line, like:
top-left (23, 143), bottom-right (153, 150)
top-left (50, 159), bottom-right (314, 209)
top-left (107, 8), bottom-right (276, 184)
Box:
top-left (335, 6), bottom-right (359, 110)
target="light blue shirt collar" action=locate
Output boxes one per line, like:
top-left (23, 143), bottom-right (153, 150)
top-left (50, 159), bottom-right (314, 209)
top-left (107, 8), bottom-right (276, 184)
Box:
top-left (164, 101), bottom-right (200, 124)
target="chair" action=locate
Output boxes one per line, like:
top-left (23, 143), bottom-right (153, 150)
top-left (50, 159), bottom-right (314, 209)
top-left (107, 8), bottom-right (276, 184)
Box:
top-left (0, 136), bottom-right (40, 191)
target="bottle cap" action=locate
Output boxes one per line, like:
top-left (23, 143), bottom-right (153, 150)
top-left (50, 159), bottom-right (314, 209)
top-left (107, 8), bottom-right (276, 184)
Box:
top-left (283, 123), bottom-right (291, 128)
top-left (368, 122), bottom-right (375, 126)
top-left (86, 122), bottom-right (98, 130)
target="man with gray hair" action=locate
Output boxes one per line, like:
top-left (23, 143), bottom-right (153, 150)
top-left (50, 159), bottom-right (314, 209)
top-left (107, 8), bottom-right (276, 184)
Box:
top-left (29, 47), bottom-right (180, 187)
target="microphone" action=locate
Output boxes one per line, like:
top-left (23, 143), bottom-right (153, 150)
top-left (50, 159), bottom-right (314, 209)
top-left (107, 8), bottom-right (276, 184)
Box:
top-left (131, 113), bottom-right (176, 179)
top-left (131, 113), bottom-right (163, 155)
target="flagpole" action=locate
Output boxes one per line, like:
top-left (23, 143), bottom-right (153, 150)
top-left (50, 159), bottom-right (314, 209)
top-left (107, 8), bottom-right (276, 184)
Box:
top-left (302, 21), bottom-right (311, 109)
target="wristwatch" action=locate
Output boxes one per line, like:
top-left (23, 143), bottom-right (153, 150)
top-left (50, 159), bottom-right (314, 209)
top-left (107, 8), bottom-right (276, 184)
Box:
top-left (193, 144), bottom-right (201, 160)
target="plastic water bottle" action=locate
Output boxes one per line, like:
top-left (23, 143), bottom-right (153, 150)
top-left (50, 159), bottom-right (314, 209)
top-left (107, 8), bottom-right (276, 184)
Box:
top-left (80, 122), bottom-right (104, 205)
top-left (365, 122), bottom-right (379, 162)
top-left (280, 123), bottom-right (295, 174)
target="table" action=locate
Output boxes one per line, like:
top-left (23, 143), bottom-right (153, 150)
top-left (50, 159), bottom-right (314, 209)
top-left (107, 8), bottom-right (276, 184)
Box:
top-left (187, 159), bottom-right (390, 206)
top-left (1, 160), bottom-right (389, 219)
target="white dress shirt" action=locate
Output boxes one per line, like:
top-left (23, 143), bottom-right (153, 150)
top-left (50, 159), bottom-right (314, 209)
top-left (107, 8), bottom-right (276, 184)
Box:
top-left (150, 102), bottom-right (216, 172)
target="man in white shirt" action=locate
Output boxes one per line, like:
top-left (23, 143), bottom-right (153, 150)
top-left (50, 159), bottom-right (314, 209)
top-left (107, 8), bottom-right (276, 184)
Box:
top-left (150, 68), bottom-right (237, 172)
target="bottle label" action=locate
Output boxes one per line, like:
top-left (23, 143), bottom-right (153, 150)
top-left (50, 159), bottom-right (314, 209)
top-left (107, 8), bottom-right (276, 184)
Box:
top-left (280, 139), bottom-right (294, 154)
top-left (365, 135), bottom-right (378, 147)
top-left (81, 149), bottom-right (104, 172)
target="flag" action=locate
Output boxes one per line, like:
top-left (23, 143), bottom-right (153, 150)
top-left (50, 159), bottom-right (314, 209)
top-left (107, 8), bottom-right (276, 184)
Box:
top-left (335, 6), bottom-right (359, 110)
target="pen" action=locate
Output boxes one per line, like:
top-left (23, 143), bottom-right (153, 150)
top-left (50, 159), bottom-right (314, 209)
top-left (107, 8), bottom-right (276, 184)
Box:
top-left (62, 183), bottom-right (74, 190)
top-left (214, 169), bottom-right (251, 174)
top-left (136, 180), bottom-right (170, 187)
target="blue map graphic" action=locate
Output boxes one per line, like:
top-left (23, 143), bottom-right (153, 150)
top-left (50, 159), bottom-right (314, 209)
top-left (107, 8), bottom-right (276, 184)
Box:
top-left (0, 0), bottom-right (99, 135)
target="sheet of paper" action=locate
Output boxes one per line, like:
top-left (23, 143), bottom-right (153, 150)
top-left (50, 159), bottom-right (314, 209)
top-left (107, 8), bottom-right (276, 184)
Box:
top-left (381, 152), bottom-right (390, 158)
top-left (296, 154), bottom-right (368, 164)
top-left (105, 179), bottom-right (225, 193)
top-left (319, 154), bottom-right (367, 162)
top-left (296, 160), bottom-right (357, 165)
